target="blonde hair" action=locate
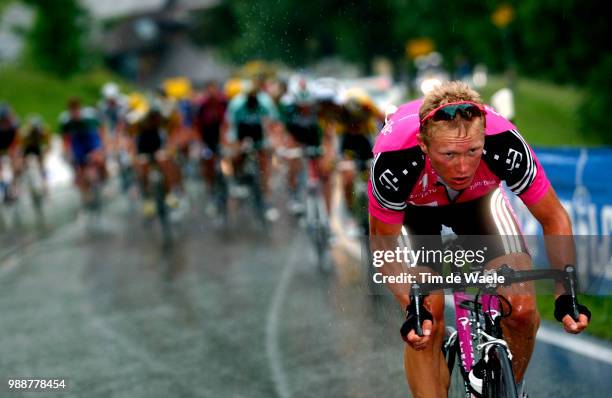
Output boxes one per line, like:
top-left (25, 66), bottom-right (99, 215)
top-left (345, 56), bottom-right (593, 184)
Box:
top-left (419, 81), bottom-right (484, 143)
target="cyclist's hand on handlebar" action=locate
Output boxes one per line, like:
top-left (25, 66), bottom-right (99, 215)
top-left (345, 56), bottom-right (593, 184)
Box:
top-left (554, 295), bottom-right (591, 334)
top-left (400, 298), bottom-right (434, 350)
top-left (561, 313), bottom-right (589, 334)
top-left (404, 320), bottom-right (433, 351)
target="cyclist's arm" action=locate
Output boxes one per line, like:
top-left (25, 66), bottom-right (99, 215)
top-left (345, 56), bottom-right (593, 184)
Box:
top-left (259, 93), bottom-right (281, 138)
top-left (61, 134), bottom-right (72, 159)
top-left (369, 148), bottom-right (426, 307)
top-left (258, 92), bottom-right (279, 120)
top-left (370, 215), bottom-right (436, 344)
top-left (527, 186), bottom-right (590, 333)
top-left (369, 216), bottom-right (409, 307)
top-left (526, 186), bottom-right (574, 296)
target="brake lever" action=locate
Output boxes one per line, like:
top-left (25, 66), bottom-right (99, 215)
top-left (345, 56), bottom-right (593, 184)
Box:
top-left (411, 284), bottom-right (424, 337)
top-left (564, 265), bottom-right (581, 322)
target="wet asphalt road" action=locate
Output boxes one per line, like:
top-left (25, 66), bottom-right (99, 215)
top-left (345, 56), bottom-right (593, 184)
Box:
top-left (0, 182), bottom-right (610, 397)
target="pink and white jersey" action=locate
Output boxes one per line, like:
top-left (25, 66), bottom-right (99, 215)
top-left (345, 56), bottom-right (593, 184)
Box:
top-left (369, 99), bottom-right (550, 225)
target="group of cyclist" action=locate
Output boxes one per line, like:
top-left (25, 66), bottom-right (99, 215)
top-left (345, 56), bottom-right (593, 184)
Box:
top-left (0, 73), bottom-right (384, 232)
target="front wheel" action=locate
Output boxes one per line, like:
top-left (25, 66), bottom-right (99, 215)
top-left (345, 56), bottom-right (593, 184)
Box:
top-left (305, 186), bottom-right (330, 272)
top-left (483, 345), bottom-right (518, 398)
top-left (150, 168), bottom-right (171, 246)
top-left (213, 167), bottom-right (229, 229)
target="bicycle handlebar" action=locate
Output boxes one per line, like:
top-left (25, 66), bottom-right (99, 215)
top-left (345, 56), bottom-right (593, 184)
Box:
top-left (408, 265), bottom-right (581, 337)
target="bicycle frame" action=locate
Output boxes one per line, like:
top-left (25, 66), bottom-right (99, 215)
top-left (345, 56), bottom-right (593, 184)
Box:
top-left (453, 291), bottom-right (501, 374)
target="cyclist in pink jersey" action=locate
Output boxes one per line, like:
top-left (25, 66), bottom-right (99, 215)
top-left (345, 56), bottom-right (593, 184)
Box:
top-left (369, 81), bottom-right (591, 397)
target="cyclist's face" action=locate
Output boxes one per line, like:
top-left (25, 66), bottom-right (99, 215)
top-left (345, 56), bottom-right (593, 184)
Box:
top-left (418, 119), bottom-right (485, 190)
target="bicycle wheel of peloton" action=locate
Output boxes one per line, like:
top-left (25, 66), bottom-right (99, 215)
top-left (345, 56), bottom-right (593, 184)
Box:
top-left (248, 167), bottom-right (267, 229)
top-left (314, 195), bottom-right (330, 272)
top-left (152, 168), bottom-right (171, 247)
top-left (483, 345), bottom-right (518, 398)
top-left (214, 168), bottom-right (229, 229)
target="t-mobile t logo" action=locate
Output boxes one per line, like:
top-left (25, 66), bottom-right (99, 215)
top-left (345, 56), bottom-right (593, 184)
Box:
top-left (379, 169), bottom-right (399, 192)
top-left (506, 148), bottom-right (523, 171)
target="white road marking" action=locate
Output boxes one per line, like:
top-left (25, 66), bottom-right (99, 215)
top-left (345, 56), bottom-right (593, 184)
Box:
top-left (536, 324), bottom-right (612, 365)
top-left (265, 239), bottom-right (299, 398)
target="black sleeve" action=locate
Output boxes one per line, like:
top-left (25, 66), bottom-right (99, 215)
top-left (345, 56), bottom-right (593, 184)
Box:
top-left (482, 129), bottom-right (538, 196)
top-left (370, 147), bottom-right (425, 212)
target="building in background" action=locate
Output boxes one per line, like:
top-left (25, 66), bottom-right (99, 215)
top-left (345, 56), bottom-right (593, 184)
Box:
top-left (0, 0), bottom-right (230, 85)
top-left (97, 0), bottom-right (230, 86)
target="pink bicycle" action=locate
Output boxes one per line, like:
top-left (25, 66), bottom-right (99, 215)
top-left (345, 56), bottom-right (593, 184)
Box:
top-left (404, 264), bottom-right (582, 397)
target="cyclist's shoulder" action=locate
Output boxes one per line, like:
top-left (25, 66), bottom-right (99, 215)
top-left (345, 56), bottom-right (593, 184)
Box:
top-left (372, 146), bottom-right (426, 176)
top-left (257, 92), bottom-right (279, 117)
top-left (480, 112), bottom-right (548, 196)
top-left (481, 110), bottom-right (534, 167)
top-left (228, 94), bottom-right (246, 112)
top-left (372, 99), bottom-right (422, 154)
top-left (483, 105), bottom-right (518, 136)
top-left (370, 146), bottom-right (425, 213)
top-left (256, 91), bottom-right (275, 107)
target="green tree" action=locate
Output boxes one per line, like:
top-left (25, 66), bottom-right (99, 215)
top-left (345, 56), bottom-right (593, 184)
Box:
top-left (190, 2), bottom-right (239, 48)
top-left (578, 55), bottom-right (612, 143)
top-left (514, 0), bottom-right (609, 84)
top-left (390, 0), bottom-right (504, 72)
top-left (24, 0), bottom-right (90, 77)
top-left (204, 0), bottom-right (395, 70)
